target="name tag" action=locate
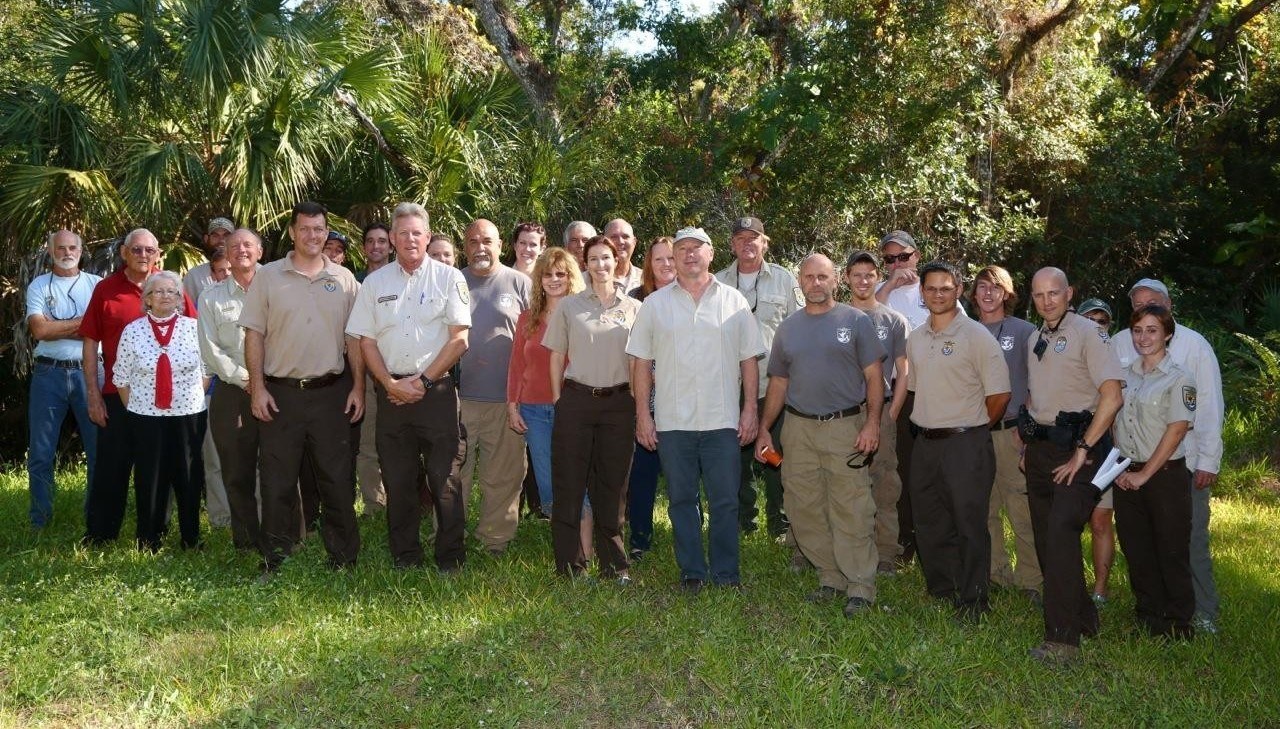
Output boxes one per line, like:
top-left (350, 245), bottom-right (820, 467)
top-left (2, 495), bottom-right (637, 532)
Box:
top-left (377, 295), bottom-right (399, 304)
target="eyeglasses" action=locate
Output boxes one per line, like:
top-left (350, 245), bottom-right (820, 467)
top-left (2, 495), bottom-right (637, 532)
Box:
top-left (149, 289), bottom-right (181, 298)
top-left (542, 270), bottom-right (569, 279)
top-left (846, 451), bottom-right (875, 469)
top-left (128, 246), bottom-right (160, 256)
top-left (881, 252), bottom-right (914, 264)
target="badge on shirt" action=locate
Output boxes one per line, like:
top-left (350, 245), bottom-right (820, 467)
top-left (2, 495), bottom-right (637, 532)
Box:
top-left (602, 309), bottom-right (628, 326)
top-left (1097, 329), bottom-right (1110, 342)
top-left (456, 281), bottom-right (470, 305)
top-left (1054, 336), bottom-right (1068, 354)
top-left (792, 287), bottom-right (804, 307)
top-left (1183, 386), bottom-right (1197, 412)
top-left (498, 293), bottom-right (515, 309)
top-left (876, 325), bottom-right (888, 341)
top-left (323, 279), bottom-right (337, 293)
top-left (999, 334), bottom-right (1015, 351)
top-left (942, 341), bottom-right (955, 356)
top-left (836, 327), bottom-right (852, 344)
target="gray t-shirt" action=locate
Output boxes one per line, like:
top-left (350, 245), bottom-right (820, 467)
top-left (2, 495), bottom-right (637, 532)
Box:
top-left (983, 315), bottom-right (1037, 418)
top-left (860, 302), bottom-right (909, 396)
top-left (460, 265), bottom-right (531, 402)
top-left (767, 303), bottom-right (885, 415)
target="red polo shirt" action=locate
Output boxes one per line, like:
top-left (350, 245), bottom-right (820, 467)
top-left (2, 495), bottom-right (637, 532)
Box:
top-left (79, 268), bottom-right (196, 394)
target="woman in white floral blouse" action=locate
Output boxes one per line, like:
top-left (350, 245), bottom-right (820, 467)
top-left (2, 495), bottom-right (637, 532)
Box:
top-left (113, 271), bottom-right (209, 551)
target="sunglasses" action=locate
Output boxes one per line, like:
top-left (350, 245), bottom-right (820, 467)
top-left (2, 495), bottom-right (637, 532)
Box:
top-left (847, 451), bottom-right (875, 469)
top-left (881, 252), bottom-right (915, 264)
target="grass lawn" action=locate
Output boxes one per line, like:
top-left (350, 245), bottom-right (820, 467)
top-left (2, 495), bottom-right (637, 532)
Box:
top-left (1, 467), bottom-right (1278, 727)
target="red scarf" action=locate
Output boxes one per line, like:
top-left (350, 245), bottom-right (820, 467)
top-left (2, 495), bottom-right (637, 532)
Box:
top-left (148, 313), bottom-right (178, 409)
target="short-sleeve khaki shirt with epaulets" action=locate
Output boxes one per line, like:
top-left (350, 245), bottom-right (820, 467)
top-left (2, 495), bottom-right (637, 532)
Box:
top-left (1026, 311), bottom-right (1125, 425)
top-left (907, 313), bottom-right (1011, 429)
top-left (238, 252), bottom-right (359, 380)
top-left (1114, 357), bottom-right (1196, 462)
top-left (543, 288), bottom-right (639, 388)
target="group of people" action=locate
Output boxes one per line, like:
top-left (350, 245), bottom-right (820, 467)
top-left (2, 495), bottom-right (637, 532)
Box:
top-left (25, 207), bottom-right (1223, 664)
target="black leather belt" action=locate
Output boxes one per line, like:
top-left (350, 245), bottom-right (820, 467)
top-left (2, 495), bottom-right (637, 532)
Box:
top-left (990, 418), bottom-right (1019, 432)
top-left (389, 371), bottom-right (451, 384)
top-left (785, 404), bottom-right (862, 422)
top-left (265, 371), bottom-right (342, 390)
top-left (919, 426), bottom-right (977, 439)
top-left (1127, 457), bottom-right (1185, 473)
top-left (564, 379), bottom-right (630, 397)
top-left (35, 356), bottom-right (83, 369)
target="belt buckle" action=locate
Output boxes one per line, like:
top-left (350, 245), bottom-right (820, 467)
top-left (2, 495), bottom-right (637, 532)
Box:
top-left (591, 386), bottom-right (607, 397)
top-left (817, 411), bottom-right (838, 423)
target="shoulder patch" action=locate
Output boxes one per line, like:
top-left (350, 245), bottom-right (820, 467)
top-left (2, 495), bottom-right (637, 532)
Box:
top-left (1097, 328), bottom-right (1110, 342)
top-left (1182, 385), bottom-right (1197, 412)
top-left (792, 286), bottom-right (804, 307)
top-left (456, 280), bottom-right (470, 306)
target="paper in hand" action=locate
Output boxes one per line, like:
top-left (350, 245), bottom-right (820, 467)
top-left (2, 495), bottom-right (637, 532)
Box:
top-left (1090, 447), bottom-right (1131, 492)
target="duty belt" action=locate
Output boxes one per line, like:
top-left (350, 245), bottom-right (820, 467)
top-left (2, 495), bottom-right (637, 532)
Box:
top-left (785, 404), bottom-right (862, 422)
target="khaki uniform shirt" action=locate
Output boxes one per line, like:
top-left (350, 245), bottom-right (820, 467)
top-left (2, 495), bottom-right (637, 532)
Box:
top-left (1114, 356), bottom-right (1196, 462)
top-left (626, 276), bottom-right (766, 431)
top-left (1025, 311), bottom-right (1125, 425)
top-left (544, 289), bottom-right (639, 387)
top-left (239, 252), bottom-right (359, 379)
top-left (198, 276), bottom-right (251, 387)
top-left (345, 259), bottom-right (471, 375)
top-left (907, 312), bottom-right (1011, 428)
top-left (715, 261), bottom-right (801, 395)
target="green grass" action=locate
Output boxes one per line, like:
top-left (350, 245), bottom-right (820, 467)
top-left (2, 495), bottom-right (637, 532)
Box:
top-left (1, 467), bottom-right (1279, 727)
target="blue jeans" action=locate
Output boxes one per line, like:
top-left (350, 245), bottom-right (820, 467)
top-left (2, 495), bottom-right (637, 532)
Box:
top-left (628, 441), bottom-right (662, 553)
top-left (520, 403), bottom-right (555, 514)
top-left (27, 361), bottom-right (99, 527)
top-left (658, 429), bottom-right (741, 584)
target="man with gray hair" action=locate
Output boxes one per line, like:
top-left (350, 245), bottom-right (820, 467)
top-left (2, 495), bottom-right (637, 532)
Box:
top-left (347, 203), bottom-right (471, 570)
top-left (603, 218), bottom-right (643, 292)
top-left (1113, 277), bottom-right (1224, 634)
top-left (81, 229), bottom-right (196, 544)
top-left (26, 230), bottom-right (103, 528)
top-left (562, 221), bottom-right (595, 271)
top-left (715, 215), bottom-right (800, 537)
top-left (628, 226), bottom-right (765, 592)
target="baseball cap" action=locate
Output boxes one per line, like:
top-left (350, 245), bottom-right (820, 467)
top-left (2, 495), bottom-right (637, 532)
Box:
top-left (878, 230), bottom-right (916, 251)
top-left (731, 216), bottom-right (765, 237)
top-left (207, 217), bottom-right (235, 234)
top-left (845, 250), bottom-right (879, 268)
top-left (1077, 298), bottom-right (1113, 319)
top-left (673, 227), bottom-right (712, 246)
top-left (1129, 278), bottom-right (1169, 299)
top-left (326, 230), bottom-right (349, 250)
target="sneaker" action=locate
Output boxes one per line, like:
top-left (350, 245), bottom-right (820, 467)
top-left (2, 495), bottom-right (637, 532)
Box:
top-left (843, 596), bottom-right (872, 617)
top-left (805, 586), bottom-right (841, 604)
top-left (615, 575), bottom-right (633, 588)
top-left (1192, 616), bottom-right (1219, 635)
top-left (1029, 641), bottom-right (1080, 665)
top-left (628, 548), bottom-right (646, 562)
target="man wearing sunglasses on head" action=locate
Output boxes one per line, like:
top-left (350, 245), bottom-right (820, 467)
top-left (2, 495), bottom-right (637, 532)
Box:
top-left (80, 229), bottom-right (197, 544)
top-left (1021, 267), bottom-right (1124, 665)
top-left (755, 254), bottom-right (884, 618)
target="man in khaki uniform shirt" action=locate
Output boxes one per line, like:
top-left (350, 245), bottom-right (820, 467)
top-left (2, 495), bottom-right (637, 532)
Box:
top-left (715, 215), bottom-right (800, 537)
top-left (1023, 266), bottom-right (1124, 664)
top-left (241, 201), bottom-right (365, 573)
top-left (906, 261), bottom-right (1010, 624)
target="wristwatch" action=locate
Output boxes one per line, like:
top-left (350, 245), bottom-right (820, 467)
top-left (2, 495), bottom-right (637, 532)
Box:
top-left (1074, 437), bottom-right (1092, 451)
top-left (422, 374), bottom-right (435, 390)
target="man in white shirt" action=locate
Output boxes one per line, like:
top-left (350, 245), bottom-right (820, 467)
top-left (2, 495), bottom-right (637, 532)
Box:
top-left (628, 226), bottom-right (765, 592)
top-left (1113, 277), bottom-right (1224, 634)
top-left (603, 218), bottom-right (643, 292)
